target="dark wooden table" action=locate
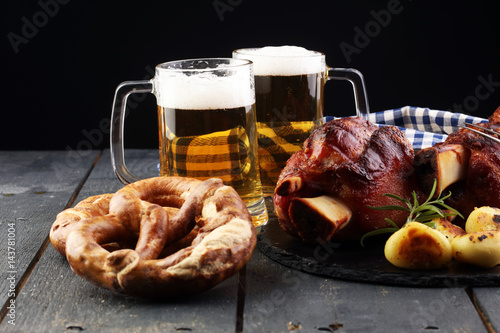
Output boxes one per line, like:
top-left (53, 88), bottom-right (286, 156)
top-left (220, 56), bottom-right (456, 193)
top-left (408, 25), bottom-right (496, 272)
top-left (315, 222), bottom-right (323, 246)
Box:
top-left (1, 150), bottom-right (499, 332)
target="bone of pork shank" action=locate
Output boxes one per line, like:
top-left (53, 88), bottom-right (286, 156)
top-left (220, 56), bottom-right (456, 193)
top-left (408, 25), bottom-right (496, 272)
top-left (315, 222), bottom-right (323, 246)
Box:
top-left (273, 117), bottom-right (422, 243)
top-left (415, 107), bottom-right (500, 223)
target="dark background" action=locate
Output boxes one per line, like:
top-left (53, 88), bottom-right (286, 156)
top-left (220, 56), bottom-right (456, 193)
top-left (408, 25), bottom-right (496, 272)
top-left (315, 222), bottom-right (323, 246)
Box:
top-left (2, 0), bottom-right (499, 151)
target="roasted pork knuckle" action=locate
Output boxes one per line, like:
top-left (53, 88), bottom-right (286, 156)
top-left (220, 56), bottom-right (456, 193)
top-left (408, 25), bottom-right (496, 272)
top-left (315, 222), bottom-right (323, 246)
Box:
top-left (273, 117), bottom-right (422, 242)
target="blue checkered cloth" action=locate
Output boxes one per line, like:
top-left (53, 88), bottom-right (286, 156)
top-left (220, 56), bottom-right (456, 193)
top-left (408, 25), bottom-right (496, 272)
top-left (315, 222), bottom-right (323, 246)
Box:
top-left (325, 106), bottom-right (488, 151)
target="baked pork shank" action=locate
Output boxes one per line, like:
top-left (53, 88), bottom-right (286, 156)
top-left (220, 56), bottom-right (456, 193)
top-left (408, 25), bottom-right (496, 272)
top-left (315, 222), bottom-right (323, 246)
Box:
top-left (414, 107), bottom-right (500, 223)
top-left (273, 117), bottom-right (422, 242)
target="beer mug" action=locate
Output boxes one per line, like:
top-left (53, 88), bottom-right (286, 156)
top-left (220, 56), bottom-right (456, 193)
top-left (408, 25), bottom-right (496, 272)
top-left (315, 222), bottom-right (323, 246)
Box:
top-left (233, 46), bottom-right (370, 194)
top-left (110, 58), bottom-right (268, 227)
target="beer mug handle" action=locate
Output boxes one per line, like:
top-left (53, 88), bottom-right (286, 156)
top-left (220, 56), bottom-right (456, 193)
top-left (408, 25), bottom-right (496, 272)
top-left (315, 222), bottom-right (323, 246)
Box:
top-left (327, 68), bottom-right (370, 116)
top-left (110, 80), bottom-right (153, 184)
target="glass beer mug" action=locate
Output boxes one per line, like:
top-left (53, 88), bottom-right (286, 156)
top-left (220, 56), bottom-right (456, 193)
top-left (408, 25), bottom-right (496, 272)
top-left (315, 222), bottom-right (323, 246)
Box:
top-left (233, 46), bottom-right (369, 194)
top-left (110, 58), bottom-right (268, 227)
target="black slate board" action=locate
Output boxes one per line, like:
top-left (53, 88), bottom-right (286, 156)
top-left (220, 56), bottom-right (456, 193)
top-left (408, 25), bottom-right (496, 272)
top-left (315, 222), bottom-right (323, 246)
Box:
top-left (257, 208), bottom-right (500, 287)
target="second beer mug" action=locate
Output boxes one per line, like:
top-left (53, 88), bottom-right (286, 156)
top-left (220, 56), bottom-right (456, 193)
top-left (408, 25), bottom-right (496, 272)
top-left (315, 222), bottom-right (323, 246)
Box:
top-left (110, 58), bottom-right (268, 227)
top-left (233, 46), bottom-right (370, 194)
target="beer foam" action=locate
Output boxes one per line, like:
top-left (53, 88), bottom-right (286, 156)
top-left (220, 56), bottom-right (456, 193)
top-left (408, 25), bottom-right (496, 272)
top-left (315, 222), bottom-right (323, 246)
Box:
top-left (155, 68), bottom-right (255, 109)
top-left (233, 46), bottom-right (325, 76)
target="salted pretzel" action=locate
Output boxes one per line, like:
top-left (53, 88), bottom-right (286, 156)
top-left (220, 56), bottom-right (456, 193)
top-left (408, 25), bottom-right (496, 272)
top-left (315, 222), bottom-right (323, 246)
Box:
top-left (50, 176), bottom-right (256, 298)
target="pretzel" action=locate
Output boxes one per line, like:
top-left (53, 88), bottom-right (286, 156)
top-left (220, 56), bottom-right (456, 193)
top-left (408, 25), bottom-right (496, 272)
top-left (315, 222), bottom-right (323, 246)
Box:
top-left (50, 176), bottom-right (256, 298)
top-left (50, 193), bottom-right (114, 256)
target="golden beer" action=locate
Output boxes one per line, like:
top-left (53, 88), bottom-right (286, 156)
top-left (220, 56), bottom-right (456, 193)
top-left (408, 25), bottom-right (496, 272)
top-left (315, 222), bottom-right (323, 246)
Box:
top-left (254, 73), bottom-right (325, 191)
top-left (154, 59), bottom-right (267, 227)
top-left (157, 105), bottom-right (265, 223)
top-left (233, 47), bottom-right (327, 194)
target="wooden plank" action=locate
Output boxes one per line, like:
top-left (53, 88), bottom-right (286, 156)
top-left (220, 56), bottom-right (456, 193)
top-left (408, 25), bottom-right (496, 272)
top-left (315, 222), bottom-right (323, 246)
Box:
top-left (4, 244), bottom-right (239, 332)
top-left (5, 149), bottom-right (493, 332)
top-left (471, 288), bottom-right (500, 332)
top-left (1, 149), bottom-right (241, 332)
top-left (0, 151), bottom-right (99, 317)
top-left (243, 248), bottom-right (488, 332)
top-left (75, 149), bottom-right (161, 197)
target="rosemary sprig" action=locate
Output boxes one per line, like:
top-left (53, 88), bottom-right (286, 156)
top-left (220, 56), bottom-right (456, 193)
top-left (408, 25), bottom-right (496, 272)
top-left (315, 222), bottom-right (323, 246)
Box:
top-left (360, 179), bottom-right (463, 246)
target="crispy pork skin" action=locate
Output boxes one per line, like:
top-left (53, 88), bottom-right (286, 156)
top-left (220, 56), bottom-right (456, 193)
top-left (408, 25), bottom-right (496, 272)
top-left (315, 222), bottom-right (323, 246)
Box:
top-left (415, 107), bottom-right (500, 222)
top-left (273, 117), bottom-right (421, 242)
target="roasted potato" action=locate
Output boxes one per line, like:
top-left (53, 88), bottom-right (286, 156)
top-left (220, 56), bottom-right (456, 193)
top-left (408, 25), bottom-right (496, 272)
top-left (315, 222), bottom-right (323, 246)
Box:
top-left (432, 218), bottom-right (466, 242)
top-left (451, 230), bottom-right (500, 268)
top-left (384, 222), bottom-right (452, 270)
top-left (465, 206), bottom-right (500, 233)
